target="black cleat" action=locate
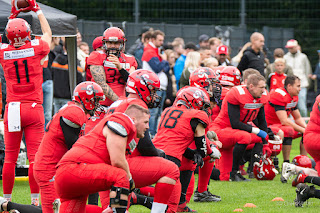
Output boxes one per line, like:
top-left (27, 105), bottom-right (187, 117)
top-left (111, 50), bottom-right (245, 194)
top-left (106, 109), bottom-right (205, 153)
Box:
top-left (294, 183), bottom-right (315, 207)
top-left (229, 171), bottom-right (251, 182)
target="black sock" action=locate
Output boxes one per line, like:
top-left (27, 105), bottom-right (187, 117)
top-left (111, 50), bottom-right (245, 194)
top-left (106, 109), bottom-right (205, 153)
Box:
top-left (314, 189), bottom-right (320, 199)
top-left (179, 170), bottom-right (193, 204)
top-left (7, 202), bottom-right (42, 213)
top-left (211, 167), bottom-right (220, 180)
top-left (135, 194), bottom-right (153, 209)
top-left (88, 192), bottom-right (99, 205)
top-left (305, 176), bottom-right (320, 187)
top-left (114, 207), bottom-right (126, 213)
top-left (283, 160), bottom-right (290, 163)
top-left (249, 143), bottom-right (263, 172)
top-left (232, 143), bottom-right (247, 172)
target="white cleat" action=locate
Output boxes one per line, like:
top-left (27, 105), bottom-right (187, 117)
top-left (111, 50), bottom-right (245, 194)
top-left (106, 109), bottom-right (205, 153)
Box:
top-left (53, 199), bottom-right (61, 213)
top-left (281, 162), bottom-right (296, 183)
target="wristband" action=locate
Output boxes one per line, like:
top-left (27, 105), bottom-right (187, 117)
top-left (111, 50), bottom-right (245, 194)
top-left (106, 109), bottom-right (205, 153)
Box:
top-left (251, 127), bottom-right (260, 135)
top-left (36, 10), bottom-right (43, 15)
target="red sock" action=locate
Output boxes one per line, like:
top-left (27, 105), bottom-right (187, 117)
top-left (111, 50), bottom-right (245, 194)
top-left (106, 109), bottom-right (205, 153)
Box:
top-left (28, 163), bottom-right (39, 193)
top-left (85, 204), bottom-right (103, 213)
top-left (166, 180), bottom-right (181, 213)
top-left (139, 186), bottom-right (155, 197)
top-left (154, 182), bottom-right (175, 204)
top-left (185, 173), bottom-right (195, 203)
top-left (2, 162), bottom-right (15, 194)
top-left (198, 160), bottom-right (214, 193)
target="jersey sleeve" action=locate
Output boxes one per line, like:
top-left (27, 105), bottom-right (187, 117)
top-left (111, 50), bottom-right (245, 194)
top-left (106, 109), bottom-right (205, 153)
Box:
top-left (225, 87), bottom-right (241, 105)
top-left (61, 105), bottom-right (87, 127)
top-left (106, 113), bottom-right (137, 139)
top-left (35, 39), bottom-right (50, 58)
top-left (87, 51), bottom-right (104, 66)
top-left (193, 110), bottom-right (210, 128)
top-left (269, 89), bottom-right (287, 107)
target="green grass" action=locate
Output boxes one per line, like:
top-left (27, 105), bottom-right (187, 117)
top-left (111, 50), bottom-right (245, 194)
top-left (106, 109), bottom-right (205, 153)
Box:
top-left (1, 139), bottom-right (319, 212)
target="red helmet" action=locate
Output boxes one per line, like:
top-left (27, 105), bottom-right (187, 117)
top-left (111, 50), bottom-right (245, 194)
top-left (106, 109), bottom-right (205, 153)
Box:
top-left (102, 27), bottom-right (126, 57)
top-left (268, 136), bottom-right (283, 156)
top-left (126, 69), bottom-right (161, 108)
top-left (212, 66), bottom-right (226, 77)
top-left (253, 155), bottom-right (278, 180)
top-left (72, 81), bottom-right (105, 116)
top-left (6, 18), bottom-right (31, 47)
top-left (292, 155), bottom-right (312, 168)
top-left (219, 66), bottom-right (241, 86)
top-left (175, 86), bottom-right (210, 111)
top-left (189, 67), bottom-right (222, 103)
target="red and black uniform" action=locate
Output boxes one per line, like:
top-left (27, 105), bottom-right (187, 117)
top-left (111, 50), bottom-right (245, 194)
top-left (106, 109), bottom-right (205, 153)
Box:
top-left (210, 85), bottom-right (268, 180)
top-left (265, 87), bottom-right (301, 139)
top-left (99, 97), bottom-right (180, 213)
top-left (33, 102), bottom-right (87, 213)
top-left (86, 51), bottom-right (137, 107)
top-left (303, 95), bottom-right (320, 175)
top-left (55, 113), bottom-right (136, 213)
top-left (267, 72), bottom-right (287, 91)
top-left (0, 39), bottom-right (49, 195)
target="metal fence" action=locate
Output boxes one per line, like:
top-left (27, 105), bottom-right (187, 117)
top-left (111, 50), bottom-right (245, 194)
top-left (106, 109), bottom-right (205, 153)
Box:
top-left (77, 20), bottom-right (293, 61)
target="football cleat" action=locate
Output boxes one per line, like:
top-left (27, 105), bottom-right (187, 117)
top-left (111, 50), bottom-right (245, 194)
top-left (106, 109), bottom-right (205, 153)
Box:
top-left (294, 183), bottom-right (315, 207)
top-left (229, 171), bottom-right (251, 182)
top-left (292, 171), bottom-right (307, 187)
top-left (53, 199), bottom-right (61, 213)
top-left (193, 190), bottom-right (221, 202)
top-left (177, 202), bottom-right (197, 212)
top-left (0, 196), bottom-right (7, 211)
top-left (281, 162), bottom-right (296, 183)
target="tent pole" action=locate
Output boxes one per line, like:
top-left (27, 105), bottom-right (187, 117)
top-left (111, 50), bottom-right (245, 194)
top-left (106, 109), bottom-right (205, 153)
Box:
top-left (66, 36), bottom-right (77, 95)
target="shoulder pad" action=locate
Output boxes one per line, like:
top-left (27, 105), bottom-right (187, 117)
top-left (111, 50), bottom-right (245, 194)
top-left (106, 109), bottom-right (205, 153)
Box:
top-left (235, 86), bottom-right (246, 95)
top-left (107, 121), bottom-right (128, 137)
top-left (1, 44), bottom-right (8, 49)
top-left (31, 39), bottom-right (40, 46)
top-left (275, 88), bottom-right (286, 96)
top-left (61, 117), bottom-right (81, 128)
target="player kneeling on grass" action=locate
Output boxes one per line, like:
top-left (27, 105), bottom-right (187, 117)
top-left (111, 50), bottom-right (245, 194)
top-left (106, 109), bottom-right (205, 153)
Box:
top-left (54, 104), bottom-right (150, 213)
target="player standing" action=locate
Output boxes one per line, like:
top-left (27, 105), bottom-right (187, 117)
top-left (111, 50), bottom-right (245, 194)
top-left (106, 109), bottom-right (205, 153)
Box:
top-left (0, 0), bottom-right (51, 204)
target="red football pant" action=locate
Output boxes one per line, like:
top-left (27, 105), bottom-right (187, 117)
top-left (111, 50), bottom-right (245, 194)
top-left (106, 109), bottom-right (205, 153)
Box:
top-left (304, 132), bottom-right (320, 176)
top-left (3, 103), bottom-right (44, 195)
top-left (55, 163), bottom-right (129, 213)
top-left (34, 168), bottom-right (58, 213)
top-left (100, 156), bottom-right (180, 212)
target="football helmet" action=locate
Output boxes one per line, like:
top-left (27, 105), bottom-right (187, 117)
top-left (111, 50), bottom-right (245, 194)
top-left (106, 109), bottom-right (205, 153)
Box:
top-left (212, 66), bottom-right (225, 77)
top-left (6, 18), bottom-right (31, 47)
top-left (268, 135), bottom-right (283, 156)
top-left (102, 27), bottom-right (126, 57)
top-left (253, 155), bottom-right (278, 180)
top-left (219, 66), bottom-right (241, 86)
top-left (175, 86), bottom-right (210, 111)
top-left (126, 69), bottom-right (161, 108)
top-left (72, 81), bottom-right (105, 116)
top-left (189, 67), bottom-right (222, 103)
top-left (292, 155), bottom-right (312, 168)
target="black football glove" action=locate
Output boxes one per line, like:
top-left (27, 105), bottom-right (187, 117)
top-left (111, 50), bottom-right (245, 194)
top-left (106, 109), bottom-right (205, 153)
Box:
top-left (193, 153), bottom-right (204, 168)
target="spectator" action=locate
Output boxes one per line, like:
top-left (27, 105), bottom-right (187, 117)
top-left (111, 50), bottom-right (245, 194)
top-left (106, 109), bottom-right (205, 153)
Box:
top-left (237, 32), bottom-right (265, 76)
top-left (266, 58), bottom-right (287, 91)
top-left (52, 41), bottom-right (84, 113)
top-left (76, 30), bottom-right (88, 71)
top-left (85, 36), bottom-right (104, 81)
top-left (209, 37), bottom-right (222, 58)
top-left (216, 45), bottom-right (231, 66)
top-left (231, 42), bottom-right (251, 67)
top-left (199, 47), bottom-right (212, 66)
top-left (164, 49), bottom-right (177, 108)
top-left (79, 41), bottom-right (90, 55)
top-left (179, 51), bottom-right (201, 88)
top-left (172, 38), bottom-right (185, 58)
top-left (174, 42), bottom-right (198, 90)
top-left (310, 50), bottom-right (320, 94)
top-left (202, 57), bottom-right (219, 69)
top-left (265, 48), bottom-right (293, 78)
top-left (128, 26), bottom-right (151, 55)
top-left (133, 29), bottom-right (154, 68)
top-left (141, 30), bottom-right (170, 137)
top-left (284, 39), bottom-right (312, 117)
top-left (197, 34), bottom-right (210, 49)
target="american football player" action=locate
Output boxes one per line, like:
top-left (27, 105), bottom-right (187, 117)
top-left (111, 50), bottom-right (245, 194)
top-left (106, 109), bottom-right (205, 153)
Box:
top-left (0, 0), bottom-right (51, 205)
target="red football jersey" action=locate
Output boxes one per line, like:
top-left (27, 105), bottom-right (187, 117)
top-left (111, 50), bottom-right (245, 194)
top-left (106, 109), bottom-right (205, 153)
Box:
top-left (58, 112), bottom-right (137, 166)
top-left (214, 85), bottom-right (268, 129)
top-left (265, 87), bottom-right (299, 125)
top-left (153, 106), bottom-right (209, 162)
top-left (305, 95), bottom-right (320, 133)
top-left (87, 51), bottom-right (138, 106)
top-left (34, 102), bottom-right (87, 170)
top-left (0, 39), bottom-right (50, 104)
top-left (268, 73), bottom-right (286, 91)
top-left (220, 87), bottom-right (230, 100)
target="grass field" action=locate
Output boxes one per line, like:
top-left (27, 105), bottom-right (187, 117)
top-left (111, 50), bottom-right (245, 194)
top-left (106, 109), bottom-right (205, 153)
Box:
top-left (1, 138), bottom-right (319, 213)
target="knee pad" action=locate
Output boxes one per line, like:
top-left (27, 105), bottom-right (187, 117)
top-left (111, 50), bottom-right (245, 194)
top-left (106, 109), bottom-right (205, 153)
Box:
top-left (110, 186), bottom-right (129, 207)
top-left (283, 137), bottom-right (292, 145)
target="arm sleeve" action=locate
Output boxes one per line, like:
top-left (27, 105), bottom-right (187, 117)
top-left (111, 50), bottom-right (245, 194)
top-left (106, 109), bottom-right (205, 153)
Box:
top-left (255, 106), bottom-right (268, 132)
top-left (183, 148), bottom-right (196, 160)
top-left (148, 57), bottom-right (170, 73)
top-left (136, 129), bottom-right (159, 156)
top-left (269, 102), bottom-right (286, 111)
top-left (60, 117), bottom-right (81, 150)
top-left (227, 102), bottom-right (252, 132)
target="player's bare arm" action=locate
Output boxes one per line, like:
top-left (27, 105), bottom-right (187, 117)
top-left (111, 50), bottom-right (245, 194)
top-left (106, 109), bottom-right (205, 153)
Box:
top-left (291, 109), bottom-right (307, 129)
top-left (91, 65), bottom-right (119, 102)
top-left (276, 110), bottom-right (305, 133)
top-left (104, 126), bottom-right (131, 179)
